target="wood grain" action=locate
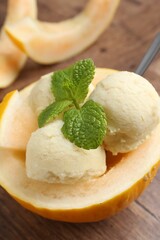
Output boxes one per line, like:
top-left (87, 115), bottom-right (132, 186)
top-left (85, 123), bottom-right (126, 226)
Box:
top-left (0, 0), bottom-right (160, 239)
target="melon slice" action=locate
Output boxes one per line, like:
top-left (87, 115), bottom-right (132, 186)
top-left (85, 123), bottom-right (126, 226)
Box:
top-left (0, 0), bottom-right (37, 88)
top-left (0, 68), bottom-right (159, 223)
top-left (5, 0), bottom-right (120, 64)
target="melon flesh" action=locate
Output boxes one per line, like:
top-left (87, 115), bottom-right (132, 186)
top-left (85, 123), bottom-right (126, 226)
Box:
top-left (5, 0), bottom-right (120, 64)
top-left (0, 0), bottom-right (37, 88)
top-left (0, 91), bottom-right (38, 150)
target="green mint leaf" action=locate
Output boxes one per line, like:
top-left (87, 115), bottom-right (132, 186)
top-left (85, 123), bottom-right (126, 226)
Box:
top-left (38, 100), bottom-right (73, 128)
top-left (73, 59), bottom-right (95, 103)
top-left (62, 100), bottom-right (107, 149)
top-left (51, 59), bottom-right (95, 104)
top-left (51, 68), bottom-right (74, 101)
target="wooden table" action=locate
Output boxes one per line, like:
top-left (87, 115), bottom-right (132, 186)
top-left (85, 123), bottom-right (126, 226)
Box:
top-left (0, 0), bottom-right (160, 239)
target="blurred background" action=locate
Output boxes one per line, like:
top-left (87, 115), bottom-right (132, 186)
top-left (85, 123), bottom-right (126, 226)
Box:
top-left (0, 0), bottom-right (160, 99)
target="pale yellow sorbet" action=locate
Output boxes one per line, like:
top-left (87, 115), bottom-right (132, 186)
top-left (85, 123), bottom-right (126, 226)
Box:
top-left (90, 71), bottom-right (160, 155)
top-left (26, 120), bottom-right (106, 184)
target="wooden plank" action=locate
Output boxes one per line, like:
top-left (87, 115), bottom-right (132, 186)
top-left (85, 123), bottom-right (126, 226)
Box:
top-left (0, 0), bottom-right (160, 239)
top-left (136, 177), bottom-right (160, 220)
top-left (0, 188), bottom-right (160, 240)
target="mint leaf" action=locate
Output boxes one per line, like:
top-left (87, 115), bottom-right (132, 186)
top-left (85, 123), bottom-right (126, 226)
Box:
top-left (73, 59), bottom-right (95, 103)
top-left (62, 100), bottom-right (107, 149)
top-left (51, 59), bottom-right (95, 104)
top-left (51, 68), bottom-right (74, 101)
top-left (38, 100), bottom-right (73, 128)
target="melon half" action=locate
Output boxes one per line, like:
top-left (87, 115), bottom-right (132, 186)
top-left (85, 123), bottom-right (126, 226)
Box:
top-left (0, 68), bottom-right (159, 223)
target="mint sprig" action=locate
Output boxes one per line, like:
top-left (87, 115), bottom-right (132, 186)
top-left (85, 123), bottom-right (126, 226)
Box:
top-left (62, 100), bottom-right (107, 150)
top-left (38, 59), bottom-right (107, 149)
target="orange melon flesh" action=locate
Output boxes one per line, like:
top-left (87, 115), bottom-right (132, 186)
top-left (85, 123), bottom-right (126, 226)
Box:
top-left (0, 91), bottom-right (38, 150)
top-left (5, 0), bottom-right (120, 64)
top-left (0, 68), bottom-right (159, 223)
top-left (0, 0), bottom-right (37, 88)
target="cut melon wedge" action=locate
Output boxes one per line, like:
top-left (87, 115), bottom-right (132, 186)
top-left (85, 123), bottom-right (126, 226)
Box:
top-left (0, 68), bottom-right (159, 223)
top-left (0, 0), bottom-right (37, 88)
top-left (5, 0), bottom-right (120, 64)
